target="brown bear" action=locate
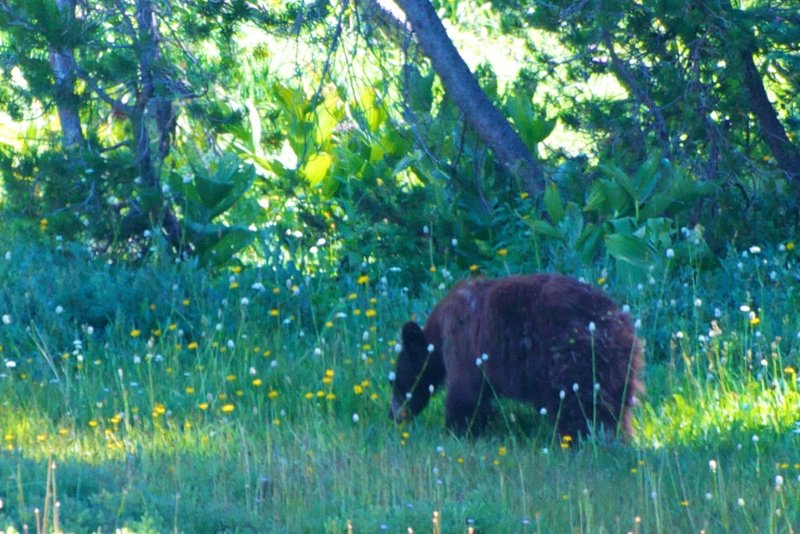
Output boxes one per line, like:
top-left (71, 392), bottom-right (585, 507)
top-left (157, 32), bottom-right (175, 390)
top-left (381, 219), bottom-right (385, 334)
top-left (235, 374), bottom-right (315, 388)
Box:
top-left (389, 274), bottom-right (643, 439)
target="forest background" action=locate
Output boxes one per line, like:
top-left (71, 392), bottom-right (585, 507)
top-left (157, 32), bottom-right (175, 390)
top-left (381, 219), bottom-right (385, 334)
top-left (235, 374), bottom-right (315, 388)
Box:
top-left (0, 0), bottom-right (799, 531)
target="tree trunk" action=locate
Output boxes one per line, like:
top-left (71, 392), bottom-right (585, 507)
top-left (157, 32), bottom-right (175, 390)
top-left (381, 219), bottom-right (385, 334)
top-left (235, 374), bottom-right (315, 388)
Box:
top-left (49, 0), bottom-right (84, 149)
top-left (740, 51), bottom-right (800, 184)
top-left (390, 0), bottom-right (545, 194)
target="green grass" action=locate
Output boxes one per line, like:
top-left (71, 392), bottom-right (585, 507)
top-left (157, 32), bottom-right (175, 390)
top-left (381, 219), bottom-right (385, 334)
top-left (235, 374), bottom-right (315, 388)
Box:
top-left (0, 237), bottom-right (799, 532)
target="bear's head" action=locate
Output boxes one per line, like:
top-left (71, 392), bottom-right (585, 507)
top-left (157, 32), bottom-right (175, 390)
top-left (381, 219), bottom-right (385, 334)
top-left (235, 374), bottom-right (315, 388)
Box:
top-left (388, 321), bottom-right (444, 422)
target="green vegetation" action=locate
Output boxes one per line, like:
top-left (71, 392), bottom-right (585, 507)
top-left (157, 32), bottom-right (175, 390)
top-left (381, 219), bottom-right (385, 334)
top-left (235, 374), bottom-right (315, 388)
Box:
top-left (0, 230), bottom-right (798, 532)
top-left (1, 0), bottom-right (799, 532)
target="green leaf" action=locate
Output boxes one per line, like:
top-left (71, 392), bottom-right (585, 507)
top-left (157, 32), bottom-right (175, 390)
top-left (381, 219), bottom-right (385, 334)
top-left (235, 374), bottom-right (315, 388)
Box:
top-left (604, 233), bottom-right (651, 267)
top-left (632, 152), bottom-right (662, 202)
top-left (543, 183), bottom-right (564, 223)
top-left (599, 163), bottom-right (635, 201)
top-left (406, 65), bottom-right (434, 114)
top-left (528, 219), bottom-right (562, 239)
top-left (300, 152), bottom-right (333, 186)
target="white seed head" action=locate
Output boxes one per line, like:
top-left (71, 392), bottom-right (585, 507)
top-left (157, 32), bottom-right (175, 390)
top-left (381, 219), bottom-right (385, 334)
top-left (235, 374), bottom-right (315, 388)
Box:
top-left (666, 248), bottom-right (675, 258)
top-left (427, 344), bottom-right (435, 353)
top-left (388, 371), bottom-right (396, 382)
top-left (588, 321), bottom-right (596, 332)
top-left (559, 390), bottom-right (566, 400)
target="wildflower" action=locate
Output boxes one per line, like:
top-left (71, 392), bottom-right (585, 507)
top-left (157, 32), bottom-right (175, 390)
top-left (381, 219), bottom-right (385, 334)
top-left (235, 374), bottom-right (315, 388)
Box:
top-left (775, 475), bottom-right (784, 490)
top-left (572, 382), bottom-right (579, 392)
top-left (429, 265), bottom-right (437, 273)
top-left (325, 393), bottom-right (336, 401)
top-left (737, 497), bottom-right (745, 507)
top-left (469, 264), bottom-right (479, 272)
top-left (539, 407), bottom-right (547, 416)
top-left (475, 358), bottom-right (483, 367)
top-left (55, 305), bottom-right (64, 315)
top-left (357, 275), bottom-right (369, 285)
top-left (749, 246), bottom-right (761, 254)
top-left (498, 248), bottom-right (508, 257)
top-left (353, 384), bottom-right (364, 395)
top-left (709, 460), bottom-right (717, 472)
top-left (365, 309), bottom-right (377, 318)
top-left (666, 248), bottom-right (675, 258)
top-left (588, 321), bottom-right (596, 333)
top-left (388, 371), bottom-right (397, 382)
top-left (352, 413), bottom-right (360, 423)
top-left (252, 282), bottom-right (265, 291)
top-left (451, 238), bottom-right (458, 247)
top-left (427, 344), bottom-right (435, 353)
top-left (187, 341), bottom-right (198, 350)
top-left (252, 378), bottom-right (263, 387)
top-left (240, 297), bottom-right (249, 306)
top-left (268, 390), bottom-right (278, 399)
top-left (739, 304), bottom-right (751, 313)
top-left (185, 386), bottom-right (195, 394)
top-left (88, 420), bottom-right (98, 428)
top-left (198, 402), bottom-right (209, 410)
top-left (559, 390), bottom-right (566, 400)
top-left (498, 446), bottom-right (507, 456)
top-left (304, 392), bottom-right (314, 400)
top-left (1, 315), bottom-right (10, 325)
top-left (787, 242), bottom-right (795, 251)
top-left (221, 403), bottom-right (235, 413)
top-left (225, 374), bottom-right (237, 382)
top-left (347, 293), bottom-right (357, 301)
top-left (182, 299), bottom-right (190, 306)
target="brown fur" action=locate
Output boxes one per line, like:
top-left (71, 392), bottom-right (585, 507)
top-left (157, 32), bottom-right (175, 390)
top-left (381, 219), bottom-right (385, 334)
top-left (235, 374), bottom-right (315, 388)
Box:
top-left (390, 274), bottom-right (644, 439)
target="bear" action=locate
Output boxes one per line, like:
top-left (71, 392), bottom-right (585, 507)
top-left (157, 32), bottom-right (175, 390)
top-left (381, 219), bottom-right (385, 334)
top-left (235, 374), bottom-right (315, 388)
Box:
top-left (389, 274), bottom-right (643, 439)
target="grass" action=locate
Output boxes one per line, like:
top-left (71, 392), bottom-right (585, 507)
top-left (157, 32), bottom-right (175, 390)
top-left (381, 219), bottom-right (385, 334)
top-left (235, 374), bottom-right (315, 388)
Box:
top-left (0, 235), bottom-right (799, 532)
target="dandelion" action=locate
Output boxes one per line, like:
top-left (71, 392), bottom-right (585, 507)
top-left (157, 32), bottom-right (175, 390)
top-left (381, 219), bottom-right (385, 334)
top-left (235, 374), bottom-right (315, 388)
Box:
top-left (185, 386), bottom-right (195, 394)
top-left (572, 382), bottom-right (579, 392)
top-left (88, 420), bottom-right (98, 428)
top-left (539, 407), bottom-right (547, 416)
top-left (787, 242), bottom-right (795, 251)
top-left (749, 246), bottom-right (761, 254)
top-left (268, 390), bottom-right (279, 399)
top-left (225, 374), bottom-right (237, 382)
top-left (498, 446), bottom-right (507, 456)
top-left (365, 309), bottom-right (377, 318)
top-left (738, 497), bottom-right (745, 507)
top-left (252, 378), bottom-right (263, 387)
top-left (666, 248), bottom-right (675, 258)
top-left (388, 371), bottom-right (397, 382)
top-left (775, 475), bottom-right (784, 490)
top-left (469, 264), bottom-right (479, 272)
top-left (427, 344), bottom-right (435, 353)
top-left (498, 248), bottom-right (508, 257)
top-left (352, 413), bottom-right (360, 423)
top-left (187, 341), bottom-right (198, 350)
top-left (740, 304), bottom-right (751, 313)
top-left (559, 390), bottom-right (566, 400)
top-left (221, 403), bottom-right (235, 413)
top-left (198, 402), bottom-right (209, 410)
top-left (357, 275), bottom-right (370, 285)
top-left (475, 358), bottom-right (483, 367)
top-left (588, 321), bottom-right (596, 333)
top-left (182, 299), bottom-right (190, 306)
top-left (55, 305), bottom-right (64, 315)
top-left (709, 459), bottom-right (718, 472)
top-left (353, 384), bottom-right (364, 395)
top-left (1, 315), bottom-right (10, 325)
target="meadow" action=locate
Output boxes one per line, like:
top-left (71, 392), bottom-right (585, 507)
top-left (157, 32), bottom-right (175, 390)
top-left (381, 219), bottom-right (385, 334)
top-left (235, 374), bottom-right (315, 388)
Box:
top-left (0, 232), bottom-right (799, 533)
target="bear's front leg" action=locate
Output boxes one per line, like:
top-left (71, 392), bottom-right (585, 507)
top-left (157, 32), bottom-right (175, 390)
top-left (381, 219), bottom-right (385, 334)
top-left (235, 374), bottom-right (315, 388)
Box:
top-left (445, 376), bottom-right (492, 436)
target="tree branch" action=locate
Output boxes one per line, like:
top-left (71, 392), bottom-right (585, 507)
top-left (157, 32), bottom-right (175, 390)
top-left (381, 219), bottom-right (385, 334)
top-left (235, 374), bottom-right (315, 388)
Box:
top-left (387, 0), bottom-right (545, 194)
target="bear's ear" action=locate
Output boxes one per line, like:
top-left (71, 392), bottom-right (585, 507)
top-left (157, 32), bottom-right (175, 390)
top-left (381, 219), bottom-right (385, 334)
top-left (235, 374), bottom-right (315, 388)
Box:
top-left (401, 321), bottom-right (426, 353)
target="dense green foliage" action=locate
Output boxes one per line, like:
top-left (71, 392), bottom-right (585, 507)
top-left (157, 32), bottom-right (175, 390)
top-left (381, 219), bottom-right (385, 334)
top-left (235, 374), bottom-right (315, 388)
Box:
top-left (1, 0), bottom-right (800, 532)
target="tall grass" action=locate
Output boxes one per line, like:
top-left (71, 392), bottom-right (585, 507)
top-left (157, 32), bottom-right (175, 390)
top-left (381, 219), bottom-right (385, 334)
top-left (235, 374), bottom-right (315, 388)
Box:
top-left (0, 235), bottom-right (798, 532)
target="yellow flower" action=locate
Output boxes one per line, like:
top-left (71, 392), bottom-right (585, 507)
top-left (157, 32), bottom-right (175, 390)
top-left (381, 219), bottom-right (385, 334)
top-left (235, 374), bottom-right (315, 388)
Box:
top-left (152, 403), bottom-right (167, 417)
top-left (272, 287), bottom-right (280, 295)
top-left (130, 329), bottom-right (141, 338)
top-left (182, 298), bottom-right (190, 306)
top-left (498, 248), bottom-right (508, 257)
top-left (325, 369), bottom-right (334, 378)
top-left (152, 329), bottom-right (162, 337)
top-left (469, 264), bottom-right (479, 272)
top-left (429, 265), bottom-right (437, 273)
top-left (787, 242), bottom-right (795, 251)
top-left (252, 378), bottom-right (263, 387)
top-left (498, 446), bottom-right (507, 456)
top-left (347, 292), bottom-right (357, 300)
top-left (305, 392), bottom-right (314, 399)
top-left (325, 321), bottom-right (334, 328)
top-left (36, 434), bottom-right (46, 443)
top-left (88, 420), bottom-right (98, 428)
top-left (229, 282), bottom-right (239, 289)
top-left (354, 308), bottom-right (361, 316)
top-left (520, 191), bottom-right (529, 200)
top-left (272, 418), bottom-right (281, 426)
top-left (269, 309), bottom-right (279, 317)
top-left (185, 386), bottom-right (195, 394)
top-left (58, 428), bottom-right (69, 437)
top-left (226, 374), bottom-right (237, 382)
top-left (231, 265), bottom-right (242, 274)
top-left (353, 384), bottom-right (364, 395)
top-left (168, 323), bottom-right (177, 331)
top-left (750, 316), bottom-right (761, 326)
top-left (268, 390), bottom-right (279, 399)
top-left (325, 393), bottom-right (336, 401)
top-left (597, 277), bottom-right (606, 285)
top-left (199, 402), bottom-right (209, 410)
top-left (365, 309), bottom-right (377, 318)
top-left (221, 403), bottom-right (235, 413)
top-left (357, 275), bottom-right (370, 285)
top-left (187, 341), bottom-right (198, 350)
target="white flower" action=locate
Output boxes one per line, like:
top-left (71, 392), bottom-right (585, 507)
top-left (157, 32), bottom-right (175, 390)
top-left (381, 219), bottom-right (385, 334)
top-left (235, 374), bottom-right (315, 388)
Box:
top-left (775, 475), bottom-right (784, 489)
top-left (737, 497), bottom-right (745, 507)
top-left (394, 343), bottom-right (402, 353)
top-left (251, 282), bottom-right (265, 291)
top-left (240, 297), bottom-right (249, 306)
top-left (352, 413), bottom-right (360, 423)
top-left (694, 298), bottom-right (702, 308)
top-left (740, 305), bottom-right (751, 313)
top-left (451, 238), bottom-right (458, 247)
top-left (666, 248), bottom-right (675, 258)
top-left (1, 315), bottom-right (10, 325)
top-left (705, 492), bottom-right (712, 500)
top-left (227, 339), bottom-right (235, 349)
top-left (4, 251), bottom-right (10, 261)
top-left (749, 246), bottom-right (761, 254)
top-left (709, 459), bottom-right (717, 472)
top-left (55, 305), bottom-right (64, 315)
top-left (752, 434), bottom-right (759, 443)
top-left (249, 367), bottom-right (257, 376)
top-left (622, 304), bottom-right (630, 313)
top-left (5, 360), bottom-right (16, 368)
